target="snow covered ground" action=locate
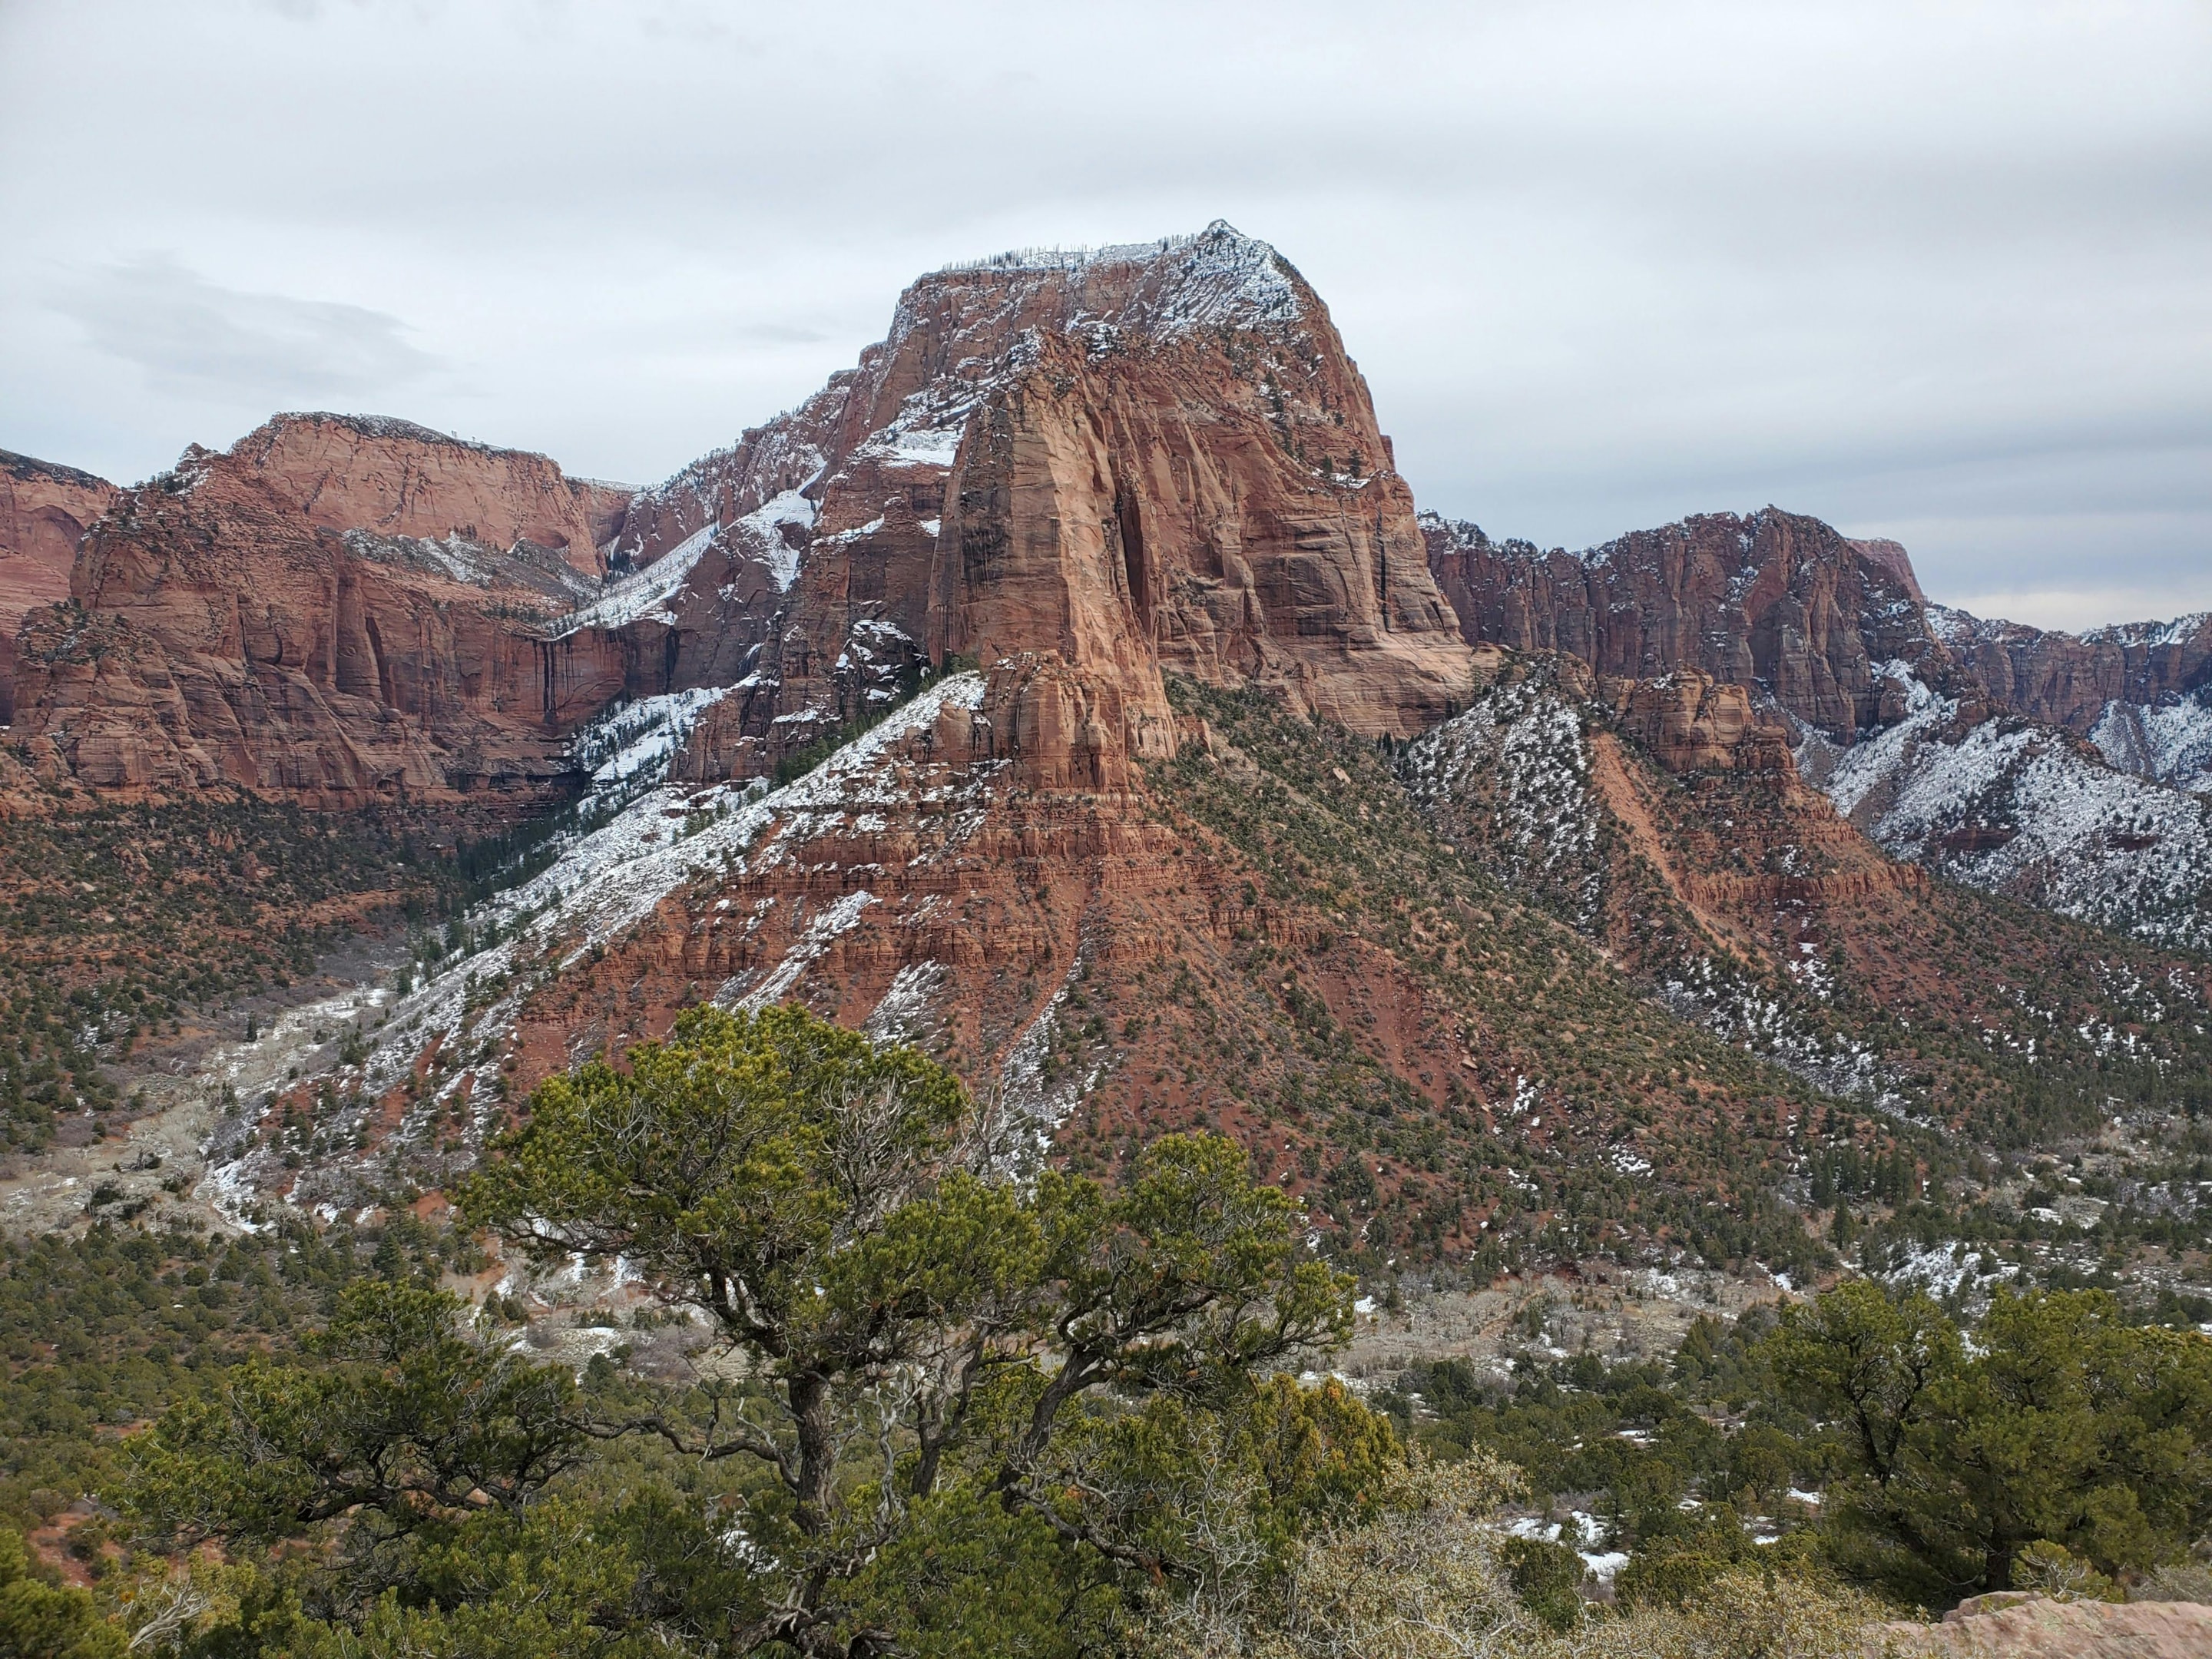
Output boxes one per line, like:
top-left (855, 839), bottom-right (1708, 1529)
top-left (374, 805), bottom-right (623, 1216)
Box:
top-left (1802, 667), bottom-right (2212, 950)
top-left (2090, 694), bottom-right (2212, 793)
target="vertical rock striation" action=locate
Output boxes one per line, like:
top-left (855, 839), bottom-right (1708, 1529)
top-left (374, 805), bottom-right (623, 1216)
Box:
top-left (9, 417), bottom-right (634, 806)
top-left (0, 450), bottom-right (116, 724)
top-left (604, 222), bottom-right (1475, 784)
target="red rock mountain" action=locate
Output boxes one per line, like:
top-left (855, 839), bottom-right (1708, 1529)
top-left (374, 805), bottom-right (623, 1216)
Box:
top-left (584, 221), bottom-right (1477, 783)
top-left (1422, 506), bottom-right (2212, 949)
top-left (1425, 505), bottom-right (2212, 784)
top-left (12, 227), bottom-right (1475, 809)
top-left (9, 415), bottom-right (634, 806)
top-left (0, 449), bottom-right (115, 724)
top-left (1424, 508), bottom-right (1952, 740)
top-left (15, 227), bottom-right (2200, 1284)
top-left (1929, 604), bottom-right (2212, 750)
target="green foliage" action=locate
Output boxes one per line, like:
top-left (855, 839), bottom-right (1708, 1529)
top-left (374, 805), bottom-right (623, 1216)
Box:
top-left (124, 1280), bottom-right (583, 1547)
top-left (0, 1219), bottom-right (449, 1535)
top-left (0, 1526), bottom-right (121, 1659)
top-left (1502, 1533), bottom-right (1586, 1631)
top-left (461, 1005), bottom-right (1356, 1651)
top-left (0, 796), bottom-right (456, 1149)
top-left (1770, 1280), bottom-right (2212, 1605)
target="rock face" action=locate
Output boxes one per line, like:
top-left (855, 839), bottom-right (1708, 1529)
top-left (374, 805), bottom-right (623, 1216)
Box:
top-left (1876, 1594), bottom-right (2212, 1657)
top-left (0, 450), bottom-right (115, 724)
top-left (1932, 606), bottom-right (2212, 733)
top-left (15, 230), bottom-right (1472, 809)
top-left (1610, 670), bottom-right (1796, 773)
top-left (9, 416), bottom-right (636, 806)
top-left (1930, 604), bottom-right (2212, 790)
top-left (591, 222), bottom-right (1475, 783)
top-left (1424, 507), bottom-right (2212, 945)
top-left (1425, 508), bottom-right (1948, 740)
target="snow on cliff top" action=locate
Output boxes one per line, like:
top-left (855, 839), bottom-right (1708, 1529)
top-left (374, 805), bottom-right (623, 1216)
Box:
top-left (929, 220), bottom-right (1305, 339)
top-left (256, 412), bottom-right (554, 463)
top-left (2082, 612), bottom-right (2212, 650)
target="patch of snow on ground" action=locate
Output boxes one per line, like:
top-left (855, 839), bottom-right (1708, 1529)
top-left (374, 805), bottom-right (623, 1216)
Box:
top-left (571, 687), bottom-right (730, 789)
top-left (1811, 669), bottom-right (2212, 949)
top-left (996, 952), bottom-right (1103, 1165)
top-left (554, 520), bottom-right (718, 634)
top-left (1505, 1514), bottom-right (1630, 1584)
top-left (351, 674), bottom-right (991, 1108)
top-left (725, 488), bottom-right (819, 593)
top-left (2091, 694), bottom-right (2212, 792)
top-left (863, 962), bottom-right (948, 1045)
top-left (725, 892), bottom-right (877, 1012)
top-left (1399, 682), bottom-right (1601, 926)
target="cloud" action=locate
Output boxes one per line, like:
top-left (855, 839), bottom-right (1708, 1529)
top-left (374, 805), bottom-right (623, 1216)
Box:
top-left (2, 0), bottom-right (2207, 629)
top-left (48, 254), bottom-right (439, 402)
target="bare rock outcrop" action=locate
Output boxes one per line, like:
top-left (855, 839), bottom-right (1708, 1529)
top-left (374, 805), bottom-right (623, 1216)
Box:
top-left (1, 449), bottom-right (115, 724)
top-left (15, 230), bottom-right (1472, 809)
top-left (1929, 604), bottom-right (2212, 788)
top-left (1876, 1594), bottom-right (2212, 1657)
top-left (9, 418), bottom-right (637, 806)
top-left (1425, 507), bottom-right (1949, 740)
top-left (1929, 607), bottom-right (2212, 733)
top-left (1608, 669), bottom-right (1797, 773)
top-left (603, 222), bottom-right (1475, 784)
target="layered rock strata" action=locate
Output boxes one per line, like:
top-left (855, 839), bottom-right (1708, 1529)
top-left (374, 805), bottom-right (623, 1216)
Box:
top-left (1423, 507), bottom-right (1948, 740)
top-left (594, 222), bottom-right (1475, 782)
top-left (10, 416), bottom-right (636, 806)
top-left (1, 450), bottom-right (115, 724)
top-left (1423, 507), bottom-right (2212, 942)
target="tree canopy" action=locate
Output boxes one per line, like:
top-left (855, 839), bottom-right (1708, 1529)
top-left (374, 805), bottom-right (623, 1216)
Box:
top-left (1770, 1278), bottom-right (2212, 1603)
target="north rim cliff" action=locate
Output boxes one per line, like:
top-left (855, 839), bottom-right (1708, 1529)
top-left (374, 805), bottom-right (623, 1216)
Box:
top-left (1425, 508), bottom-right (2212, 948)
top-left (6, 416), bottom-right (637, 806)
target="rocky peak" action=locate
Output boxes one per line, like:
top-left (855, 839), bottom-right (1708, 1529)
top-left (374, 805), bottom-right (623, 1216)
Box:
top-left (1426, 505), bottom-right (1952, 740)
top-left (602, 223), bottom-right (1475, 784)
top-left (1844, 535), bottom-right (1926, 604)
top-left (209, 412), bottom-right (632, 577)
top-left (4, 418), bottom-right (652, 806)
top-left (1608, 669), bottom-right (1797, 773)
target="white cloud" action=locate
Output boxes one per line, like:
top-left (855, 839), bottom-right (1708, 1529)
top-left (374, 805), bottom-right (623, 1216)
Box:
top-left (0, 0), bottom-right (2204, 628)
top-left (50, 253), bottom-right (439, 400)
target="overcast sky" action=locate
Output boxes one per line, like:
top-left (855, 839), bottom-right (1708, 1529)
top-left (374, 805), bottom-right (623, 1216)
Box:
top-left (3, 1), bottom-right (2206, 631)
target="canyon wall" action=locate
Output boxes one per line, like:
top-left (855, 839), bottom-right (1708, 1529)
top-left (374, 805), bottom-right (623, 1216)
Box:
top-left (8, 416), bottom-right (639, 807)
top-left (1424, 508), bottom-right (1948, 740)
top-left (611, 222), bottom-right (1477, 783)
top-left (1, 449), bottom-right (115, 724)
top-left (1931, 604), bottom-right (2212, 737)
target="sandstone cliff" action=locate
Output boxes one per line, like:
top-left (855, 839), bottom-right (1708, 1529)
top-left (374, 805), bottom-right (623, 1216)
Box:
top-left (9, 416), bottom-right (637, 806)
top-left (584, 222), bottom-right (1475, 783)
top-left (16, 230), bottom-right (1472, 808)
top-left (1427, 504), bottom-right (2212, 802)
top-left (1930, 603), bottom-right (2212, 789)
top-left (1421, 506), bottom-right (2212, 944)
top-left (1424, 507), bottom-right (1949, 740)
top-left (0, 449), bottom-right (115, 724)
